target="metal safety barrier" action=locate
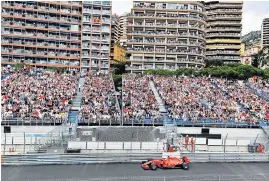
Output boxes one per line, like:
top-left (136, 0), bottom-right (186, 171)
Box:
top-left (182, 152), bottom-right (269, 162)
top-left (2, 152), bottom-right (269, 166)
top-left (74, 174), bottom-right (269, 181)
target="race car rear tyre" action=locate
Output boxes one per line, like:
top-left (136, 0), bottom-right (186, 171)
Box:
top-left (182, 162), bottom-right (189, 170)
top-left (149, 163), bottom-right (157, 170)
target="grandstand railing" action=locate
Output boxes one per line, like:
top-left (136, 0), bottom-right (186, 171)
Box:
top-left (246, 81), bottom-right (269, 101)
top-left (2, 118), bottom-right (269, 128)
top-left (1, 119), bottom-right (64, 126)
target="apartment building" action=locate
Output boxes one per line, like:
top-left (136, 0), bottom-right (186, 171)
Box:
top-left (115, 14), bottom-right (128, 47)
top-left (1, 1), bottom-right (112, 73)
top-left (110, 41), bottom-right (126, 64)
top-left (261, 18), bottom-right (269, 47)
top-left (1, 1), bottom-right (82, 70)
top-left (109, 14), bottom-right (118, 64)
top-left (205, 1), bottom-right (243, 64)
top-left (126, 1), bottom-right (207, 73)
top-left (81, 1), bottom-right (112, 73)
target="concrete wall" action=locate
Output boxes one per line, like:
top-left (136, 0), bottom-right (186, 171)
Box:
top-left (177, 127), bottom-right (266, 140)
top-left (1, 126), bottom-right (57, 133)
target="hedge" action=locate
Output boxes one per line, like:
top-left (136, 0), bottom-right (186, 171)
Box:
top-left (144, 64), bottom-right (267, 80)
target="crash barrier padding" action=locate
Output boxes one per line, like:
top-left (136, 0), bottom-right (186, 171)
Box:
top-left (195, 138), bottom-right (206, 145)
top-left (123, 142), bottom-right (141, 150)
top-left (2, 152), bottom-right (269, 166)
top-left (208, 139), bottom-right (223, 146)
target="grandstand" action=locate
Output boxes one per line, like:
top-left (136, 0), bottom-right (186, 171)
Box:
top-left (1, 66), bottom-right (269, 153)
top-left (2, 67), bottom-right (269, 127)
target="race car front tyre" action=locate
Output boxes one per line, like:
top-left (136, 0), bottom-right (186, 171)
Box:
top-left (182, 162), bottom-right (189, 170)
top-left (149, 163), bottom-right (157, 170)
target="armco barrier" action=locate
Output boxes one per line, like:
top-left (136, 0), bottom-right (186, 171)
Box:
top-left (2, 152), bottom-right (269, 166)
top-left (181, 152), bottom-right (269, 162)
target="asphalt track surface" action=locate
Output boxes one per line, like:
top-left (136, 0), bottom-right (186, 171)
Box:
top-left (2, 163), bottom-right (269, 181)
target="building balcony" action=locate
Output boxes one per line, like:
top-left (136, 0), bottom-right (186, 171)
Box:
top-left (1, 5), bottom-right (82, 17)
top-left (1, 51), bottom-right (80, 60)
top-left (127, 23), bottom-right (205, 31)
top-left (206, 9), bottom-right (242, 15)
top-left (2, 32), bottom-right (80, 43)
top-left (206, 50), bottom-right (239, 55)
top-left (208, 3), bottom-right (242, 9)
top-left (92, 10), bottom-right (101, 14)
top-left (206, 56), bottom-right (240, 61)
top-left (206, 28), bottom-right (242, 32)
top-left (206, 39), bottom-right (241, 44)
top-left (207, 21), bottom-right (242, 26)
top-left (127, 32), bottom-right (205, 40)
top-left (126, 58), bottom-right (205, 64)
top-left (206, 45), bottom-right (241, 49)
top-left (1, 42), bottom-right (80, 51)
top-left (102, 10), bottom-right (111, 15)
top-left (129, 14), bottom-right (206, 24)
top-left (206, 33), bottom-right (241, 38)
top-left (1, 14), bottom-right (81, 25)
top-left (132, 3), bottom-right (205, 15)
top-left (1, 61), bottom-right (80, 68)
top-left (1, 23), bottom-right (80, 34)
top-left (126, 48), bottom-right (205, 57)
top-left (127, 40), bottom-right (205, 48)
top-left (2, 1), bottom-right (82, 10)
top-left (207, 15), bottom-right (242, 21)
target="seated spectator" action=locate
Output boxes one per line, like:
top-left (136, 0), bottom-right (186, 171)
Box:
top-left (1, 67), bottom-right (78, 123)
top-left (123, 74), bottom-right (163, 124)
top-left (78, 73), bottom-right (121, 124)
top-left (215, 78), bottom-right (269, 122)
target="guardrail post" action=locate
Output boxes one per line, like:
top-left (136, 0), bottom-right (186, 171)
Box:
top-left (4, 133), bottom-right (6, 155)
top-left (224, 134), bottom-right (228, 153)
top-left (23, 132), bottom-right (26, 154)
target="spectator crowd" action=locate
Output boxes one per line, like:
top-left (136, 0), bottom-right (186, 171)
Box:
top-left (1, 67), bottom-right (78, 122)
top-left (248, 76), bottom-right (269, 98)
top-left (215, 78), bottom-right (269, 122)
top-left (122, 74), bottom-right (163, 124)
top-left (2, 67), bottom-right (269, 126)
top-left (78, 74), bottom-right (121, 124)
top-left (154, 76), bottom-right (243, 123)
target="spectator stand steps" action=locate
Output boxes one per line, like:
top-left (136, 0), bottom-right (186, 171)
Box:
top-left (34, 123), bottom-right (77, 153)
top-left (1, 72), bottom-right (10, 80)
top-left (246, 81), bottom-right (269, 101)
top-left (69, 76), bottom-right (86, 123)
top-left (261, 126), bottom-right (269, 152)
top-left (149, 80), bottom-right (179, 147)
top-left (212, 81), bottom-right (260, 121)
top-left (149, 81), bottom-right (167, 114)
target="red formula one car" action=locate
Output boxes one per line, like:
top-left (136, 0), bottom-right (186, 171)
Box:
top-left (141, 156), bottom-right (190, 170)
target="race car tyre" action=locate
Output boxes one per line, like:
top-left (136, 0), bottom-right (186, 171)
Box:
top-left (182, 162), bottom-right (189, 170)
top-left (147, 158), bottom-right (153, 161)
top-left (141, 161), bottom-right (147, 164)
top-left (149, 163), bottom-right (157, 170)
